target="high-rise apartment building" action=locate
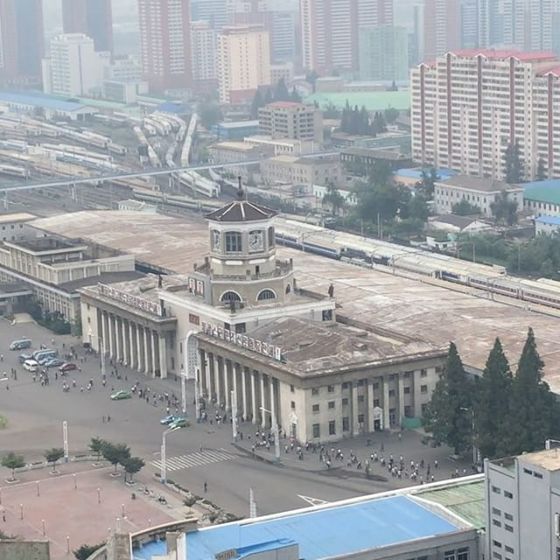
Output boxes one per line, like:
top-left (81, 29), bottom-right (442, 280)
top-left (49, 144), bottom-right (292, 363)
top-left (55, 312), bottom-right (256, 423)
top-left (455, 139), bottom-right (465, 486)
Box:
top-left (485, 445), bottom-right (560, 560)
top-left (217, 24), bottom-right (271, 104)
top-left (137, 0), bottom-right (193, 92)
top-left (0, 0), bottom-right (44, 85)
top-left (190, 21), bottom-right (217, 84)
top-left (62, 0), bottom-right (114, 53)
top-left (42, 34), bottom-right (109, 97)
top-left (359, 25), bottom-right (409, 81)
top-left (191, 0), bottom-right (229, 29)
top-left (300, 0), bottom-right (393, 74)
top-left (423, 0), bottom-right (461, 61)
top-left (411, 49), bottom-right (560, 181)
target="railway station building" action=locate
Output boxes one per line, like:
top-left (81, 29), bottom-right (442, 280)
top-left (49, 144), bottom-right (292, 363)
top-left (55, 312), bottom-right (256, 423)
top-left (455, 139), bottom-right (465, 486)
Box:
top-left (79, 194), bottom-right (445, 442)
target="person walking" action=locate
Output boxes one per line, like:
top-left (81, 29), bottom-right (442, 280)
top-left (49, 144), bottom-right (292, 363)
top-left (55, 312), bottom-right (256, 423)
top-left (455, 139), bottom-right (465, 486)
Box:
top-left (203, 482), bottom-right (208, 493)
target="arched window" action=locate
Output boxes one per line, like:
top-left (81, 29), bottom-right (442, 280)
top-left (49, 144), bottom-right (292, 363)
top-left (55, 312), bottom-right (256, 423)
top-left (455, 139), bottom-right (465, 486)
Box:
top-left (257, 289), bottom-right (276, 301)
top-left (268, 226), bottom-right (275, 247)
top-left (221, 291), bottom-right (241, 303)
top-left (285, 284), bottom-right (291, 294)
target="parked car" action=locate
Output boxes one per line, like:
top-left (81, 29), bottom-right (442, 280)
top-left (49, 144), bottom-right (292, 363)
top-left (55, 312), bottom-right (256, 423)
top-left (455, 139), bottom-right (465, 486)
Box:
top-left (59, 362), bottom-right (78, 373)
top-left (44, 358), bottom-right (64, 368)
top-left (110, 390), bottom-right (132, 401)
top-left (23, 359), bottom-right (39, 372)
top-left (19, 352), bottom-right (33, 363)
top-left (160, 415), bottom-right (178, 425)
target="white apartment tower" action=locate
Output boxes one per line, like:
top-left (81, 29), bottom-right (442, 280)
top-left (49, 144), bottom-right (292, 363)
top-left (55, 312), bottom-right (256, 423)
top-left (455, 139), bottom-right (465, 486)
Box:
top-left (217, 24), bottom-right (271, 104)
top-left (137, 0), bottom-right (192, 92)
top-left (42, 33), bottom-right (109, 97)
top-left (190, 21), bottom-right (217, 82)
top-left (411, 50), bottom-right (560, 181)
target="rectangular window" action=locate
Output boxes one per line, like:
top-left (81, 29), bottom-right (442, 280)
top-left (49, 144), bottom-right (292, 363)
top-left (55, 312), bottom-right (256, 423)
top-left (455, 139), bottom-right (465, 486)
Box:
top-left (504, 513), bottom-right (513, 521)
top-left (534, 471), bottom-right (543, 479)
top-left (312, 424), bottom-right (320, 438)
top-left (291, 401), bottom-right (295, 409)
top-left (357, 395), bottom-right (365, 403)
top-left (327, 385), bottom-right (335, 393)
top-left (357, 379), bottom-right (364, 386)
top-left (421, 368), bottom-right (427, 377)
top-left (492, 519), bottom-right (502, 527)
top-left (358, 413), bottom-right (364, 423)
top-left (342, 397), bottom-right (349, 406)
top-left (492, 507), bottom-right (501, 516)
top-left (404, 386), bottom-right (411, 394)
top-left (374, 399), bottom-right (380, 407)
top-left (523, 468), bottom-right (533, 475)
top-left (457, 549), bottom-right (469, 560)
top-left (505, 546), bottom-right (514, 554)
top-left (420, 384), bottom-right (428, 394)
top-left (504, 491), bottom-right (513, 499)
top-left (505, 524), bottom-right (513, 532)
top-left (373, 382), bottom-right (379, 389)
top-left (312, 404), bottom-right (320, 413)
top-left (290, 384), bottom-right (295, 393)
top-left (328, 401), bottom-right (335, 409)
top-left (342, 417), bottom-right (349, 431)
top-left (342, 382), bottom-right (350, 389)
top-left (444, 552), bottom-right (456, 560)
top-left (311, 388), bottom-right (319, 396)
top-left (388, 389), bottom-right (395, 397)
top-left (493, 541), bottom-right (502, 548)
top-left (329, 420), bottom-right (336, 435)
top-left (225, 231), bottom-right (242, 252)
top-left (492, 486), bottom-right (501, 494)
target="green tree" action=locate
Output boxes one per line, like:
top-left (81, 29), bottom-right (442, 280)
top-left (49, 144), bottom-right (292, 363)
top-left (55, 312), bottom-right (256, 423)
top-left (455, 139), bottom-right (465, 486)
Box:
top-left (407, 194), bottom-right (430, 221)
top-left (322, 182), bottom-right (345, 215)
top-left (89, 437), bottom-right (106, 463)
top-left (290, 86), bottom-right (302, 103)
top-left (250, 89), bottom-right (265, 119)
top-left (1, 452), bottom-right (25, 481)
top-left (44, 448), bottom-right (65, 473)
top-left (423, 343), bottom-right (473, 455)
top-left (474, 339), bottom-right (512, 460)
top-left (74, 543), bottom-right (104, 560)
top-left (198, 101), bottom-right (223, 130)
top-left (506, 328), bottom-right (560, 455)
top-left (273, 78), bottom-right (291, 102)
top-left (537, 157), bottom-right (547, 181)
top-left (490, 191), bottom-right (518, 226)
top-left (101, 442), bottom-right (130, 475)
top-left (452, 199), bottom-right (481, 216)
top-left (122, 457), bottom-right (145, 483)
top-left (418, 167), bottom-right (438, 199)
top-left (305, 70), bottom-right (319, 93)
top-left (384, 107), bottom-right (399, 124)
top-left (504, 141), bottom-right (524, 183)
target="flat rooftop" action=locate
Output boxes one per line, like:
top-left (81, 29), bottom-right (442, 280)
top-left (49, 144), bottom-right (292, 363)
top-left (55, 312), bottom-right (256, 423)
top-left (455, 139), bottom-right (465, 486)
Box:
top-left (32, 211), bottom-right (560, 392)
top-left (416, 479), bottom-right (485, 530)
top-left (184, 495), bottom-right (462, 560)
top-left (243, 317), bottom-right (441, 375)
top-left (0, 212), bottom-right (36, 223)
top-left (438, 175), bottom-right (518, 193)
top-left (518, 447), bottom-right (560, 472)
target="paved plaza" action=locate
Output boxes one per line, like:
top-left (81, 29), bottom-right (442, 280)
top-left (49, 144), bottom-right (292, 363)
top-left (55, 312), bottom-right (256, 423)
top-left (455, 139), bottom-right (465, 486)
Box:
top-left (0, 319), bottom-right (473, 529)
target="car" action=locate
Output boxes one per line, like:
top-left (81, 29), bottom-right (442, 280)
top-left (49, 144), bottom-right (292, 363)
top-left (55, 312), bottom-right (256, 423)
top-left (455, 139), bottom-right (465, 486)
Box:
top-left (169, 417), bottom-right (189, 429)
top-left (59, 362), bottom-right (78, 373)
top-left (9, 338), bottom-right (32, 350)
top-left (18, 352), bottom-right (33, 363)
top-left (110, 390), bottom-right (132, 401)
top-left (44, 358), bottom-right (64, 368)
top-left (160, 415), bottom-right (178, 425)
top-left (23, 359), bottom-right (39, 372)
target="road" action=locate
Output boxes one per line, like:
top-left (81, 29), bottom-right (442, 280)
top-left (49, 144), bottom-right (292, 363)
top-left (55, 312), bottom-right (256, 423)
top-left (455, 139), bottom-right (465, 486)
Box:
top-left (0, 319), bottom-right (467, 518)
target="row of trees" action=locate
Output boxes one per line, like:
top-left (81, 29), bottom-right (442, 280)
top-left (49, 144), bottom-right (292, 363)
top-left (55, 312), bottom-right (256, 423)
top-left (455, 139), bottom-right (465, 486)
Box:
top-left (339, 102), bottom-right (388, 136)
top-left (250, 79), bottom-right (301, 118)
top-left (89, 437), bottom-right (145, 482)
top-left (424, 329), bottom-right (560, 460)
top-left (1, 448), bottom-right (65, 480)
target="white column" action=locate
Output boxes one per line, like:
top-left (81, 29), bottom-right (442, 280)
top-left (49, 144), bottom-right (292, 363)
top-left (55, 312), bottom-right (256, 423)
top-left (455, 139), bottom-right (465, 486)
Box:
top-left (413, 369), bottom-right (423, 417)
top-left (269, 376), bottom-right (276, 428)
top-left (397, 374), bottom-right (405, 426)
top-left (159, 333), bottom-right (168, 379)
top-left (383, 377), bottom-right (390, 430)
top-left (115, 317), bottom-right (122, 363)
top-left (352, 382), bottom-right (360, 436)
top-left (136, 323), bottom-right (143, 373)
top-left (204, 351), bottom-right (211, 399)
top-left (99, 311), bottom-right (107, 355)
top-left (232, 362), bottom-right (239, 415)
top-left (368, 379), bottom-right (375, 433)
top-left (251, 370), bottom-right (257, 424)
top-left (128, 321), bottom-right (135, 369)
top-left (108, 314), bottom-right (115, 359)
top-left (214, 355), bottom-right (222, 406)
top-left (224, 360), bottom-right (231, 411)
top-left (143, 327), bottom-right (150, 375)
top-left (260, 373), bottom-right (266, 429)
top-left (241, 365), bottom-right (248, 421)
top-left (151, 331), bottom-right (158, 377)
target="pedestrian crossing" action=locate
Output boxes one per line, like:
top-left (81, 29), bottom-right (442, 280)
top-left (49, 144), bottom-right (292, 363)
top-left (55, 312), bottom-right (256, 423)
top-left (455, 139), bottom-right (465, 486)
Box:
top-left (151, 448), bottom-right (235, 472)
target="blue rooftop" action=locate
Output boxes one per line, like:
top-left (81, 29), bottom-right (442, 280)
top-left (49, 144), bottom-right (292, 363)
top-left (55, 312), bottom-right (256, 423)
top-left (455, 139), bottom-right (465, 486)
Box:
top-left (179, 496), bottom-right (459, 560)
top-left (0, 91), bottom-right (88, 112)
top-left (535, 215), bottom-right (560, 226)
top-left (395, 167), bottom-right (458, 181)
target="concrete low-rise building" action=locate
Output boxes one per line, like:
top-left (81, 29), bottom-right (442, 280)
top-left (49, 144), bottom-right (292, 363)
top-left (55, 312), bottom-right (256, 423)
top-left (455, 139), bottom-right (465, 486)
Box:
top-left (523, 179), bottom-right (560, 218)
top-left (208, 141), bottom-right (268, 165)
top-left (434, 175), bottom-right (523, 219)
top-left (261, 155), bottom-right (341, 187)
top-left (258, 101), bottom-right (323, 144)
top-left (535, 215), bottom-right (560, 235)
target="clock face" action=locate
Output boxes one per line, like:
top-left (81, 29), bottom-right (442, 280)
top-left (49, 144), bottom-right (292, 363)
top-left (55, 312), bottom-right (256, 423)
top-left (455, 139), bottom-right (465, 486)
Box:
top-left (248, 230), bottom-right (264, 253)
top-left (212, 230), bottom-right (221, 250)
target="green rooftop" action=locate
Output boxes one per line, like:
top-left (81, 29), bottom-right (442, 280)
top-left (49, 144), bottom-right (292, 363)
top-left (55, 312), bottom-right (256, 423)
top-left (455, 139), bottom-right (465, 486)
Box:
top-left (523, 179), bottom-right (560, 206)
top-left (416, 479), bottom-right (486, 530)
top-left (304, 90), bottom-right (410, 112)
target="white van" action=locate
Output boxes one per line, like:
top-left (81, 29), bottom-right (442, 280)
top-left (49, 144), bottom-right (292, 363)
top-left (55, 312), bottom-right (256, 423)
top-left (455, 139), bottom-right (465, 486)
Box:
top-left (23, 359), bottom-right (38, 372)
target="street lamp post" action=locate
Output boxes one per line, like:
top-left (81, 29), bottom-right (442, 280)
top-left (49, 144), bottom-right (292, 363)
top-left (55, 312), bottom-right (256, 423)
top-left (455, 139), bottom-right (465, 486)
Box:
top-left (180, 368), bottom-right (187, 414)
top-left (260, 406), bottom-right (280, 461)
top-left (88, 330), bottom-right (106, 379)
top-left (160, 426), bottom-right (180, 484)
